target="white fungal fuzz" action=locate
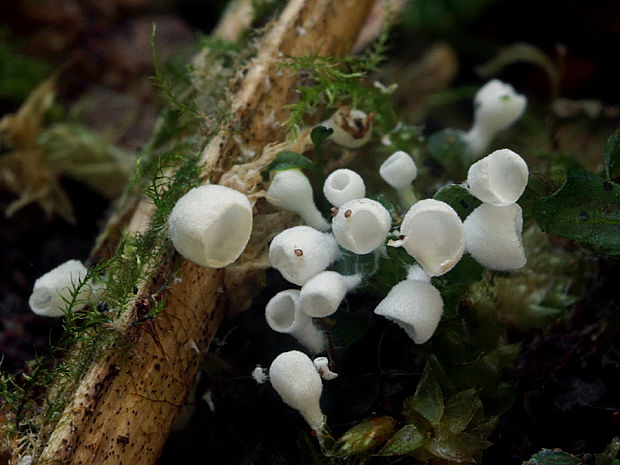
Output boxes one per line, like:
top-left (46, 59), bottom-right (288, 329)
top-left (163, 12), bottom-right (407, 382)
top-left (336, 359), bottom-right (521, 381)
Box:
top-left (331, 198), bottom-right (391, 255)
top-left (29, 260), bottom-right (91, 317)
top-left (463, 79), bottom-right (527, 155)
top-left (374, 279), bottom-right (444, 344)
top-left (299, 271), bottom-right (361, 318)
top-left (313, 357), bottom-right (339, 380)
top-left (406, 264), bottom-right (431, 283)
top-left (463, 203), bottom-right (527, 271)
top-left (399, 199), bottom-right (465, 277)
top-left (269, 226), bottom-right (339, 286)
top-left (269, 350), bottom-right (325, 432)
top-left (266, 169), bottom-right (330, 231)
top-left (466, 148), bottom-right (529, 206)
top-left (379, 151), bottom-right (418, 207)
top-left (323, 169), bottom-right (366, 207)
top-left (168, 184), bottom-right (253, 268)
top-left (252, 365), bottom-right (269, 384)
top-left (325, 106), bottom-right (374, 149)
top-left (265, 290), bottom-right (327, 354)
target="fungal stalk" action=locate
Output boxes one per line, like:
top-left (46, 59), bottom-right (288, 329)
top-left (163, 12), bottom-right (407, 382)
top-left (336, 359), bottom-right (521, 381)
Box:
top-left (331, 198), bottom-right (391, 255)
top-left (397, 199), bottom-right (464, 277)
top-left (463, 79), bottom-right (527, 156)
top-left (379, 151), bottom-right (418, 207)
top-left (265, 290), bottom-right (327, 354)
top-left (323, 169), bottom-right (366, 207)
top-left (299, 271), bottom-right (361, 318)
top-left (168, 184), bottom-right (253, 268)
top-left (374, 279), bottom-right (444, 344)
top-left (325, 106), bottom-right (374, 149)
top-left (313, 357), bottom-right (338, 380)
top-left (269, 226), bottom-right (339, 286)
top-left (463, 203), bottom-right (526, 271)
top-left (29, 260), bottom-right (92, 317)
top-left (466, 148), bottom-right (529, 206)
top-left (269, 350), bottom-right (325, 432)
top-left (266, 169), bottom-right (330, 231)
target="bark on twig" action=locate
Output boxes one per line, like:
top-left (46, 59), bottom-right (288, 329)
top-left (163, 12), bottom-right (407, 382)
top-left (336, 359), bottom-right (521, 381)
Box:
top-left (33, 1), bottom-right (376, 464)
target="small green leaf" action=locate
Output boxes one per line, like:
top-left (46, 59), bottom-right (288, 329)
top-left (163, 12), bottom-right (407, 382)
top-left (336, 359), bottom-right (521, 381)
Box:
top-left (262, 150), bottom-right (315, 179)
top-left (333, 416), bottom-right (396, 456)
top-left (378, 424), bottom-right (426, 456)
top-left (533, 170), bottom-right (620, 256)
top-left (424, 426), bottom-right (490, 463)
top-left (441, 389), bottom-right (482, 434)
top-left (310, 125), bottom-right (334, 152)
top-left (433, 185), bottom-right (482, 220)
top-left (596, 437), bottom-right (620, 465)
top-left (427, 128), bottom-right (471, 178)
top-left (604, 130), bottom-right (620, 182)
top-left (404, 361), bottom-right (444, 425)
top-left (525, 449), bottom-right (583, 465)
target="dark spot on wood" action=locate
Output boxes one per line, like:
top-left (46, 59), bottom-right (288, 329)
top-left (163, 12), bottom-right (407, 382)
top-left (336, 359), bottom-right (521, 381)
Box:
top-left (116, 435), bottom-right (130, 445)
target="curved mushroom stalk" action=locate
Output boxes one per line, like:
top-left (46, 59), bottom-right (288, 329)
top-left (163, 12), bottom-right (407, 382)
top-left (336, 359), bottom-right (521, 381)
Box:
top-left (325, 107), bottom-right (374, 149)
top-left (168, 184), bottom-right (253, 268)
top-left (466, 148), bottom-right (529, 206)
top-left (323, 169), bottom-right (366, 207)
top-left (265, 290), bottom-right (327, 354)
top-left (398, 199), bottom-right (465, 277)
top-left (374, 279), bottom-right (444, 344)
top-left (313, 357), bottom-right (338, 380)
top-left (463, 79), bottom-right (527, 156)
top-left (269, 350), bottom-right (325, 432)
top-left (29, 260), bottom-right (91, 317)
top-left (299, 271), bottom-right (361, 317)
top-left (379, 150), bottom-right (418, 208)
top-left (269, 226), bottom-right (339, 286)
top-left (331, 198), bottom-right (392, 255)
top-left (266, 169), bottom-right (330, 231)
top-left (463, 202), bottom-right (527, 271)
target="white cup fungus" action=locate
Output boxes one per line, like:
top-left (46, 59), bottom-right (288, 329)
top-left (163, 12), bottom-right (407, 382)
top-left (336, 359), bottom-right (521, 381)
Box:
top-left (399, 199), bottom-right (465, 277)
top-left (379, 151), bottom-right (418, 207)
top-left (29, 260), bottom-right (91, 317)
top-left (331, 198), bottom-right (391, 255)
top-left (326, 107), bottom-right (374, 149)
top-left (168, 184), bottom-right (253, 268)
top-left (323, 169), bottom-right (366, 208)
top-left (299, 271), bottom-right (361, 318)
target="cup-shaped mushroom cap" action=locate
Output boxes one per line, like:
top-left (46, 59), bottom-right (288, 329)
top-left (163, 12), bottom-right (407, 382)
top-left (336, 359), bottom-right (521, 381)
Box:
top-left (168, 185), bottom-right (252, 268)
top-left (29, 260), bottom-right (90, 317)
top-left (266, 169), bottom-right (329, 231)
top-left (374, 280), bottom-right (443, 344)
top-left (463, 203), bottom-right (526, 271)
top-left (466, 149), bottom-right (529, 206)
top-left (400, 199), bottom-right (465, 277)
top-left (269, 350), bottom-right (325, 431)
top-left (332, 198), bottom-right (391, 255)
top-left (323, 169), bottom-right (366, 207)
top-left (327, 107), bottom-right (374, 149)
top-left (299, 271), bottom-right (361, 318)
top-left (269, 226), bottom-right (339, 286)
top-left (473, 79), bottom-right (527, 132)
top-left (265, 290), bottom-right (304, 333)
top-left (379, 151), bottom-right (418, 189)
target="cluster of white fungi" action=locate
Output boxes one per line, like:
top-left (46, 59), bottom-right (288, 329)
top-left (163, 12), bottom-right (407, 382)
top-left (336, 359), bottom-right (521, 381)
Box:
top-left (28, 80), bottom-right (528, 435)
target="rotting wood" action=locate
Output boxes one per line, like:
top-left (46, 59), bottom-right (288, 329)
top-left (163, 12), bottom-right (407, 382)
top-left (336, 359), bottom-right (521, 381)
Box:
top-left (31, 1), bottom-right (376, 464)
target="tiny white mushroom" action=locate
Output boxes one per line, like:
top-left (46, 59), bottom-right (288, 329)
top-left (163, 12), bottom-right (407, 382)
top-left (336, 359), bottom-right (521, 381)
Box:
top-left (265, 289), bottom-right (327, 354)
top-left (332, 198), bottom-right (391, 255)
top-left (466, 148), bottom-right (529, 206)
top-left (379, 151), bottom-right (418, 207)
top-left (463, 203), bottom-right (527, 271)
top-left (269, 226), bottom-right (339, 286)
top-left (252, 366), bottom-right (269, 384)
top-left (313, 357), bottom-right (338, 380)
top-left (325, 106), bottom-right (374, 149)
top-left (463, 79), bottom-right (527, 155)
top-left (168, 184), bottom-right (253, 268)
top-left (299, 271), bottom-right (361, 318)
top-left (374, 279), bottom-right (444, 344)
top-left (399, 199), bottom-right (465, 277)
top-left (29, 260), bottom-right (91, 317)
top-left (269, 350), bottom-right (325, 432)
top-left (266, 169), bottom-right (330, 231)
top-left (323, 169), bottom-right (366, 207)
